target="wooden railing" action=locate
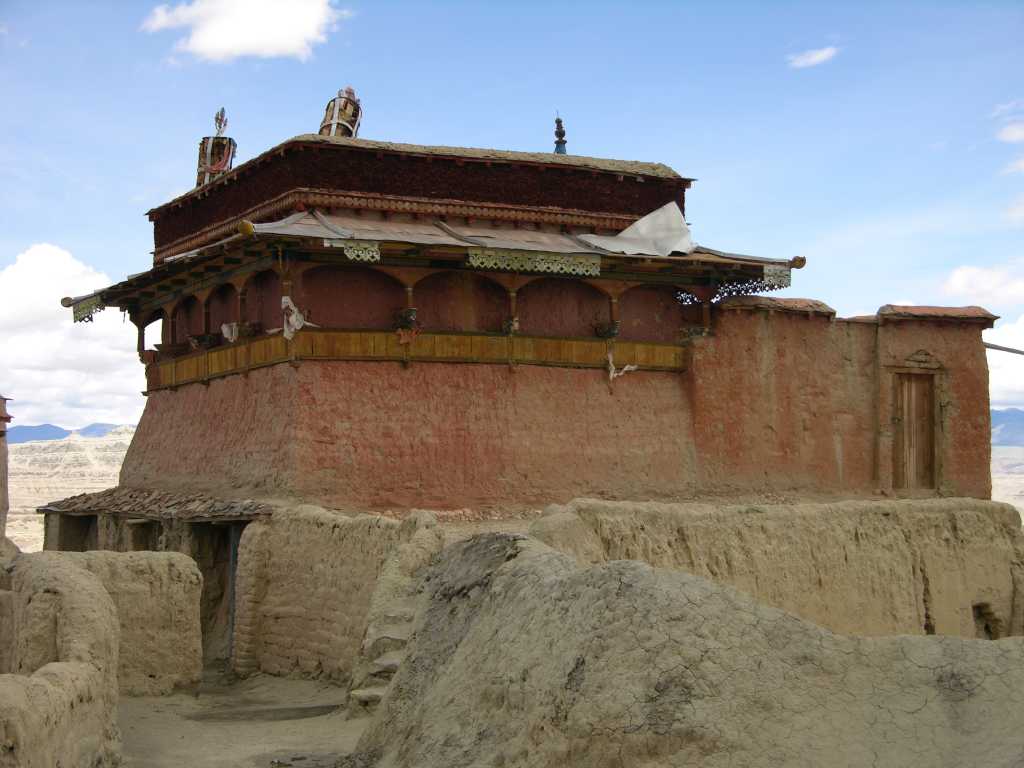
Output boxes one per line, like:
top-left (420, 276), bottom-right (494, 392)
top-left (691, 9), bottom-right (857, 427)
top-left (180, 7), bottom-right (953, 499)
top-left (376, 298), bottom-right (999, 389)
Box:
top-left (147, 329), bottom-right (688, 391)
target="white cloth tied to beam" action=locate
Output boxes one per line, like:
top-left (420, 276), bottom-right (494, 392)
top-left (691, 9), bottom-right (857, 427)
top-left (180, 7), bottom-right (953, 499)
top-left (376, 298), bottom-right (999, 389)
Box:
top-left (271, 296), bottom-right (319, 340)
top-left (579, 201), bottom-right (695, 257)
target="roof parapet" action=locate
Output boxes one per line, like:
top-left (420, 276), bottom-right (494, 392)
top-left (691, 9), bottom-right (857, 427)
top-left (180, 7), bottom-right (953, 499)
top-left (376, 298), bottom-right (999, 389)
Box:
top-left (877, 305), bottom-right (997, 327)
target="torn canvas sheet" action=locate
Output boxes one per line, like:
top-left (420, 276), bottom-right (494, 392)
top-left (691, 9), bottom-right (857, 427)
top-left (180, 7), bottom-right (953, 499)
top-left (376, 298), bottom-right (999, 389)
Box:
top-left (579, 201), bottom-right (695, 257)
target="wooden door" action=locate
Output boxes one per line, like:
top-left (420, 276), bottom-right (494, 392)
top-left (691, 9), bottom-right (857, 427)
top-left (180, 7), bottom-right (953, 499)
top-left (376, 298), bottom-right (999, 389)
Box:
top-left (893, 373), bottom-right (936, 490)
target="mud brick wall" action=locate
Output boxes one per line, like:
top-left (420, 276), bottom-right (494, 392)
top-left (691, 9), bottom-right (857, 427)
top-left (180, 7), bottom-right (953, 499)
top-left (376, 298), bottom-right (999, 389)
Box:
top-left (532, 497), bottom-right (1024, 638)
top-left (119, 304), bottom-right (993, 510)
top-left (61, 551), bottom-right (203, 695)
top-left (0, 553), bottom-right (120, 767)
top-left (231, 507), bottom-right (411, 682)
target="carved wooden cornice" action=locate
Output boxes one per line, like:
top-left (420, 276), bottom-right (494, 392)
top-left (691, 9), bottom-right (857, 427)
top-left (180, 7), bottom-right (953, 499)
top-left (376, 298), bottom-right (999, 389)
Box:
top-left (153, 189), bottom-right (640, 263)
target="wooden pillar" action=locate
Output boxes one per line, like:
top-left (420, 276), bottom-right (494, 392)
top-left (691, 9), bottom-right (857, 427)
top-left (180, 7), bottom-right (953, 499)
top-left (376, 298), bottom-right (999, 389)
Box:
top-left (406, 285), bottom-right (415, 309)
top-left (609, 296), bottom-right (620, 324)
top-left (194, 289), bottom-right (213, 336)
top-left (134, 317), bottom-right (145, 357)
top-left (163, 303), bottom-right (177, 345)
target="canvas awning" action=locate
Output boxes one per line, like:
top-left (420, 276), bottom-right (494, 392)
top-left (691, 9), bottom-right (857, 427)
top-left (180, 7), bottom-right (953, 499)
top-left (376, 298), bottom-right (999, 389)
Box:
top-left (62, 204), bottom-right (803, 321)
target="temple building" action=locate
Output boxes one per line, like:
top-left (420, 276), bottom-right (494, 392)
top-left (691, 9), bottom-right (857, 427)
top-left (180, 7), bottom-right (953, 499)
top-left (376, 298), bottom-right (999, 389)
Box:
top-left (41, 93), bottom-right (997, 662)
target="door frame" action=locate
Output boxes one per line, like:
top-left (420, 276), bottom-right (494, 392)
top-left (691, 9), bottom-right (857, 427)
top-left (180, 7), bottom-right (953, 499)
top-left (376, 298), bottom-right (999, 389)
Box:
top-left (885, 364), bottom-right (945, 497)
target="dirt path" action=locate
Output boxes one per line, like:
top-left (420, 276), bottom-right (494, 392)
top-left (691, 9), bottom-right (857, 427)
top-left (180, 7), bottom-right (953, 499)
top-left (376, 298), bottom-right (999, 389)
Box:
top-left (120, 674), bottom-right (367, 768)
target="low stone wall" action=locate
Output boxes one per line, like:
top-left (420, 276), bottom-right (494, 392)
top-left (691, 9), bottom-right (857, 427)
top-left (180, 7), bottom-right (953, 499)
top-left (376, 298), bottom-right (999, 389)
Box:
top-left (59, 551), bottom-right (203, 695)
top-left (530, 497), bottom-right (1024, 638)
top-left (0, 553), bottom-right (120, 767)
top-left (232, 506), bottom-right (432, 682)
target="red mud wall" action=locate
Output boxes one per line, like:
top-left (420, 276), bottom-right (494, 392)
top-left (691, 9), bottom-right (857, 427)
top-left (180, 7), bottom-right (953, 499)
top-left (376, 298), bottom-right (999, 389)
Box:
top-left (245, 270), bottom-right (282, 329)
top-left (876, 319), bottom-right (991, 498)
top-left (301, 266), bottom-right (405, 329)
top-left (415, 272), bottom-right (507, 333)
top-left (121, 364), bottom-right (299, 496)
top-left (518, 279), bottom-right (609, 337)
top-left (689, 310), bottom-right (879, 494)
top-left (618, 285), bottom-right (692, 343)
top-left (121, 305), bottom-right (992, 509)
top-left (689, 307), bottom-right (991, 499)
top-left (207, 284), bottom-right (237, 332)
top-left (122, 362), bottom-right (697, 508)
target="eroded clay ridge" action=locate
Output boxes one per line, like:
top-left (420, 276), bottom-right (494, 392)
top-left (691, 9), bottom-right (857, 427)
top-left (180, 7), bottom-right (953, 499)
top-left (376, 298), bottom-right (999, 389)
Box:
top-left (347, 533), bottom-right (1024, 768)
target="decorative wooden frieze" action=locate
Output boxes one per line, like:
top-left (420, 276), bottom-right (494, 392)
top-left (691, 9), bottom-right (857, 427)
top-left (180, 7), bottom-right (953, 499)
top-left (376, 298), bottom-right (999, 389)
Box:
top-left (72, 295), bottom-right (105, 323)
top-left (467, 248), bottom-right (600, 277)
top-left (763, 265), bottom-right (792, 288)
top-left (323, 239), bottom-right (381, 263)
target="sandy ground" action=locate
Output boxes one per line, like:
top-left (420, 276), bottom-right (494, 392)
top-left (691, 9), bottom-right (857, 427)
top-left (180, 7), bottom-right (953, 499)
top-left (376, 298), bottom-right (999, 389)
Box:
top-left (120, 674), bottom-right (366, 768)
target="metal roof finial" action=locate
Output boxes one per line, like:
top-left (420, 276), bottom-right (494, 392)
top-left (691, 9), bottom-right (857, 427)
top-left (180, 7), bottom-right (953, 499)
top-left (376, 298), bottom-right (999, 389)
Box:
top-left (214, 107), bottom-right (227, 137)
top-left (554, 113), bottom-right (567, 155)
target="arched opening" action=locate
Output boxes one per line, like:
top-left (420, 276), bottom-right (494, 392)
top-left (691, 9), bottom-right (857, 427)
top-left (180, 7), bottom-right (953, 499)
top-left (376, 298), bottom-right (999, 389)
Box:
top-left (517, 278), bottom-right (609, 338)
top-left (415, 271), bottom-right (507, 333)
top-left (301, 265), bottom-right (405, 330)
top-left (244, 270), bottom-right (282, 331)
top-left (207, 283), bottom-right (238, 338)
top-left (140, 309), bottom-right (165, 349)
top-left (172, 296), bottom-right (203, 344)
top-left (618, 285), bottom-right (692, 343)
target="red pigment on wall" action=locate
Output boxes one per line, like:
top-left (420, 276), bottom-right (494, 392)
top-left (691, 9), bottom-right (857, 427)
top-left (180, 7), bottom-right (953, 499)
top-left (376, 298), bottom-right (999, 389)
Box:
top-left (121, 307), bottom-right (993, 510)
top-left (415, 272), bottom-right (507, 334)
top-left (518, 279), bottom-right (609, 337)
top-left (301, 266), bottom-right (405, 329)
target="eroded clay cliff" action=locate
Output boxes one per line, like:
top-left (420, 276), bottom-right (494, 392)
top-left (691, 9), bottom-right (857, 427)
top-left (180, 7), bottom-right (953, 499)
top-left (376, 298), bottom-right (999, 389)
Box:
top-left (346, 534), bottom-right (1024, 768)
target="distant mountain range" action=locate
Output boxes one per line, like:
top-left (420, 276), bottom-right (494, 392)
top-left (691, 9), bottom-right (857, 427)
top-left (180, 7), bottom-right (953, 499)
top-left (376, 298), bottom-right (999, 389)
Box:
top-left (6, 423), bottom-right (131, 444)
top-left (5, 411), bottom-right (1024, 447)
top-left (993, 409), bottom-right (1024, 447)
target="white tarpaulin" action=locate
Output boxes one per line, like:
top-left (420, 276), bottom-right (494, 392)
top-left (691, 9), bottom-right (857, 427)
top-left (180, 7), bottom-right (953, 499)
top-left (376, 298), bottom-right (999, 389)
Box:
top-left (579, 201), bottom-right (695, 257)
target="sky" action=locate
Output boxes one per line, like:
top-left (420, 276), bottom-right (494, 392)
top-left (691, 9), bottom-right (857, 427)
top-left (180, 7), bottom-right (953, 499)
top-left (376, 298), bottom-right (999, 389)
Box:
top-left (0, 0), bottom-right (1022, 426)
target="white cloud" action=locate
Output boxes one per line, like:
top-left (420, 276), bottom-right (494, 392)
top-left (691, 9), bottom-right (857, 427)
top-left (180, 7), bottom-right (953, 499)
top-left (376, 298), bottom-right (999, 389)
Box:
top-left (942, 262), bottom-right (1024, 306)
top-left (0, 244), bottom-right (145, 428)
top-left (786, 46), bottom-right (839, 69)
top-left (992, 100), bottom-right (1024, 119)
top-left (986, 315), bottom-right (1024, 408)
top-left (1009, 196), bottom-right (1024, 225)
top-left (1002, 157), bottom-right (1024, 175)
top-left (997, 122), bottom-right (1024, 143)
top-left (142, 0), bottom-right (350, 62)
